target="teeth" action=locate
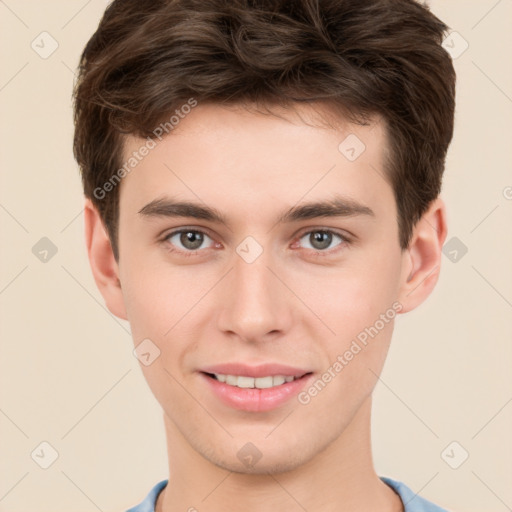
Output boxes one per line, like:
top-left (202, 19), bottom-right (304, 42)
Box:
top-left (237, 376), bottom-right (255, 388)
top-left (213, 374), bottom-right (299, 389)
top-left (273, 375), bottom-right (285, 386)
top-left (255, 376), bottom-right (273, 389)
top-left (226, 375), bottom-right (238, 386)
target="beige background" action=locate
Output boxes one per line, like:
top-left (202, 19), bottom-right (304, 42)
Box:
top-left (1, 1), bottom-right (511, 511)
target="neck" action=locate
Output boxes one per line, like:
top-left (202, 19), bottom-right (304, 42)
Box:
top-left (157, 396), bottom-right (403, 512)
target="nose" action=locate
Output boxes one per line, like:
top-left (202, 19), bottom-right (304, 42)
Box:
top-left (216, 244), bottom-right (293, 344)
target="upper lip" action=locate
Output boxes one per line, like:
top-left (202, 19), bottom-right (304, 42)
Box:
top-left (200, 363), bottom-right (311, 378)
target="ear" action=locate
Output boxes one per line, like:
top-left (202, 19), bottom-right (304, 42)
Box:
top-left (83, 198), bottom-right (128, 320)
top-left (397, 197), bottom-right (448, 314)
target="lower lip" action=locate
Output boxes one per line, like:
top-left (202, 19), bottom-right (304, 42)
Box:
top-left (200, 372), bottom-right (313, 412)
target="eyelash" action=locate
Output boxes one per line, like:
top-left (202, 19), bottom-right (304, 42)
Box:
top-left (161, 228), bottom-right (352, 258)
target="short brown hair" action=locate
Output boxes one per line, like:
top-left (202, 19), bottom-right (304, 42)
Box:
top-left (73, 0), bottom-right (456, 262)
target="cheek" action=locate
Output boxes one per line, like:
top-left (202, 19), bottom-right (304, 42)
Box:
top-left (296, 258), bottom-right (400, 337)
top-left (295, 249), bottom-right (402, 392)
top-left (120, 263), bottom-right (192, 406)
top-left (297, 282), bottom-right (398, 418)
top-left (120, 257), bottom-right (206, 363)
top-left (121, 276), bottom-right (168, 342)
top-left (120, 247), bottom-right (186, 329)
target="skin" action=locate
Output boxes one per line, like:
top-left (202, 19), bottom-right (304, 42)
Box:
top-left (84, 102), bottom-right (447, 512)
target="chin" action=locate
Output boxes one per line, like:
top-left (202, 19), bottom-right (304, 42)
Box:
top-left (214, 454), bottom-right (308, 475)
top-left (203, 440), bottom-right (319, 476)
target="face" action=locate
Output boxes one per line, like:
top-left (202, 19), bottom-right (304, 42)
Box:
top-left (114, 102), bottom-right (410, 473)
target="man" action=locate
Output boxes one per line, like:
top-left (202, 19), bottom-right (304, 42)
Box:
top-left (73, 0), bottom-right (456, 510)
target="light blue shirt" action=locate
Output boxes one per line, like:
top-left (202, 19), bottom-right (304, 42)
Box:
top-left (126, 476), bottom-right (449, 511)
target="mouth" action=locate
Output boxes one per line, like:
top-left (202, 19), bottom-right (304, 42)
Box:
top-left (203, 372), bottom-right (308, 389)
top-left (198, 365), bottom-right (314, 412)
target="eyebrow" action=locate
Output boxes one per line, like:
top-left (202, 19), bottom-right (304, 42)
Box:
top-left (138, 195), bottom-right (375, 226)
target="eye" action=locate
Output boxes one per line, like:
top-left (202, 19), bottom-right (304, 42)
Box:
top-left (297, 229), bottom-right (348, 253)
top-left (164, 229), bottom-right (215, 254)
top-left (161, 227), bottom-right (350, 258)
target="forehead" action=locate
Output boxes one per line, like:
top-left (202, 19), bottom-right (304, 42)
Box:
top-left (118, 102), bottom-right (394, 227)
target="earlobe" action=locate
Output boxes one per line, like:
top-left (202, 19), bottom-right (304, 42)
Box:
top-left (397, 197), bottom-right (448, 314)
top-left (83, 198), bottom-right (128, 320)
